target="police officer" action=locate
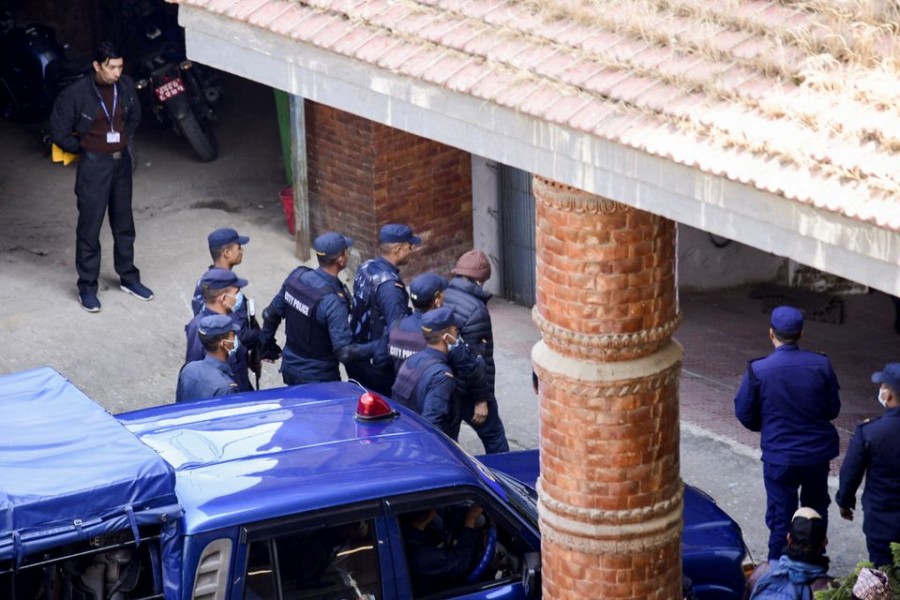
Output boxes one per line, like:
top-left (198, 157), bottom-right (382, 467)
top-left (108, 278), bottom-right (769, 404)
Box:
top-left (261, 232), bottom-right (378, 384)
top-left (389, 273), bottom-right (489, 427)
top-left (50, 41), bottom-right (153, 312)
top-left (191, 228), bottom-right (250, 315)
top-left (442, 249), bottom-right (509, 454)
top-left (347, 223), bottom-right (420, 395)
top-left (184, 268), bottom-right (253, 391)
top-left (176, 314), bottom-right (240, 402)
top-left (391, 307), bottom-right (464, 439)
top-left (191, 228), bottom-right (266, 388)
top-left (836, 362), bottom-right (900, 567)
top-left (734, 305), bottom-right (841, 561)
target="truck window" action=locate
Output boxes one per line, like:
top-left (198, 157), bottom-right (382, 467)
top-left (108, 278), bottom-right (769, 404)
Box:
top-left (243, 518), bottom-right (381, 600)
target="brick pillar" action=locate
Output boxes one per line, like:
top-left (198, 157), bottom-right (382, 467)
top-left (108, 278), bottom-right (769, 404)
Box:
top-left (531, 176), bottom-right (683, 599)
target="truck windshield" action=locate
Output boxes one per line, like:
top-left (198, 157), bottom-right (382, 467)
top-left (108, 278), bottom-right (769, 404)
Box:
top-left (489, 468), bottom-right (538, 528)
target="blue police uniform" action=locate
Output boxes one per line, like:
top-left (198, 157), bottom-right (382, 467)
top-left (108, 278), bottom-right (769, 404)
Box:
top-left (262, 266), bottom-right (377, 385)
top-left (734, 307), bottom-right (841, 560)
top-left (836, 370), bottom-right (900, 568)
top-left (176, 355), bottom-right (239, 402)
top-left (348, 256), bottom-right (410, 394)
top-left (390, 310), bottom-right (489, 406)
top-left (192, 267), bottom-right (260, 371)
top-left (392, 347), bottom-right (459, 439)
top-left (442, 276), bottom-right (509, 454)
top-left (185, 306), bottom-right (252, 392)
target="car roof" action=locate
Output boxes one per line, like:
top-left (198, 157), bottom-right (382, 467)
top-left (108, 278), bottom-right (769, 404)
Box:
top-left (117, 382), bottom-right (493, 534)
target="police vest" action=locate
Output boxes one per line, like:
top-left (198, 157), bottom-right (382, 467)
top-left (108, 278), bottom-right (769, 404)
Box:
top-left (283, 268), bottom-right (340, 361)
top-left (389, 326), bottom-right (426, 373)
top-left (391, 354), bottom-right (446, 413)
top-left (350, 260), bottom-right (400, 343)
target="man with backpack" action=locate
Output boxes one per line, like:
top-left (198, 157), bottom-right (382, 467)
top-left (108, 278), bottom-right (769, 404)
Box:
top-left (744, 507), bottom-right (835, 599)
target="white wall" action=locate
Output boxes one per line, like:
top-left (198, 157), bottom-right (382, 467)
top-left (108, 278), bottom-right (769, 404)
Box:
top-left (677, 224), bottom-right (785, 291)
top-left (470, 156), bottom-right (502, 296)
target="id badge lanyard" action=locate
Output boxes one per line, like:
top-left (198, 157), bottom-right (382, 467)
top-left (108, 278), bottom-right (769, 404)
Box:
top-left (94, 82), bottom-right (120, 144)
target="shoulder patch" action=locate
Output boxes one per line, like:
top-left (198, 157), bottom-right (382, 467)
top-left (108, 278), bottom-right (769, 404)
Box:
top-left (394, 282), bottom-right (405, 289)
top-left (228, 383), bottom-right (238, 388)
top-left (443, 371), bottom-right (455, 378)
top-left (861, 416), bottom-right (881, 425)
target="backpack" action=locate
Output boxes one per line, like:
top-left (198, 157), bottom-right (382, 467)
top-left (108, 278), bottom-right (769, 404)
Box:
top-left (749, 566), bottom-right (813, 600)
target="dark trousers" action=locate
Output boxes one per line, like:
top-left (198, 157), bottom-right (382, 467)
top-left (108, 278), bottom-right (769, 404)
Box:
top-left (74, 151), bottom-right (139, 294)
top-left (763, 461), bottom-right (831, 560)
top-left (862, 509), bottom-right (900, 567)
top-left (346, 360), bottom-right (395, 397)
top-left (461, 397), bottom-right (509, 454)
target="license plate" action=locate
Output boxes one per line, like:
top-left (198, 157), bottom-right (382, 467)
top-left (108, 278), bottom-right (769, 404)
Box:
top-left (154, 78), bottom-right (185, 102)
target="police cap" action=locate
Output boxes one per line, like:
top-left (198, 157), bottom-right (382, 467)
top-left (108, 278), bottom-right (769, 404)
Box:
top-left (313, 232), bottom-right (353, 258)
top-left (379, 223), bottom-right (422, 245)
top-left (200, 268), bottom-right (248, 292)
top-left (208, 228), bottom-right (249, 249)
top-left (421, 307), bottom-right (463, 333)
top-left (770, 305), bottom-right (803, 334)
top-left (872, 362), bottom-right (900, 388)
top-left (410, 273), bottom-right (448, 304)
top-left (198, 314), bottom-right (240, 336)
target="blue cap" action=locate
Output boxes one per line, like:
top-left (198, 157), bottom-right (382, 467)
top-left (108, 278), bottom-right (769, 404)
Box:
top-left (198, 314), bottom-right (240, 336)
top-left (872, 363), bottom-right (900, 388)
top-left (770, 305), bottom-right (803, 334)
top-left (421, 307), bottom-right (463, 332)
top-left (200, 267), bottom-right (248, 292)
top-left (410, 273), bottom-right (448, 304)
top-left (313, 232), bottom-right (353, 257)
top-left (379, 223), bottom-right (422, 245)
top-left (208, 228), bottom-right (249, 249)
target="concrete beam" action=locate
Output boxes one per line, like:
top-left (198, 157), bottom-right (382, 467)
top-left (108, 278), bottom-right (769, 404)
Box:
top-left (179, 6), bottom-right (900, 296)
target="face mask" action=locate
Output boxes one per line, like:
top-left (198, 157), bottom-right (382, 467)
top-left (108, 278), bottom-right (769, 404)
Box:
top-left (233, 291), bottom-right (245, 311)
top-left (444, 333), bottom-right (460, 351)
top-left (225, 336), bottom-right (240, 357)
top-left (878, 388), bottom-right (889, 408)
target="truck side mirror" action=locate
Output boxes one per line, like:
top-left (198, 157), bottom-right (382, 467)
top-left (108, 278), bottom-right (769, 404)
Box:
top-left (522, 551), bottom-right (541, 599)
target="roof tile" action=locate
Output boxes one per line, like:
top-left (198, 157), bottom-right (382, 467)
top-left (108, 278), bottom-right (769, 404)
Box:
top-left (421, 54), bottom-right (476, 86)
top-left (445, 61), bottom-right (493, 94)
top-left (225, 0), bottom-right (269, 19)
top-left (333, 26), bottom-right (380, 55)
top-left (246, 0), bottom-right (292, 27)
top-left (354, 35), bottom-right (404, 64)
top-left (375, 41), bottom-right (425, 71)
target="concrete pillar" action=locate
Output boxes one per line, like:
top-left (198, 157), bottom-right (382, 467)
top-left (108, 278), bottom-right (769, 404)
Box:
top-left (531, 176), bottom-right (683, 599)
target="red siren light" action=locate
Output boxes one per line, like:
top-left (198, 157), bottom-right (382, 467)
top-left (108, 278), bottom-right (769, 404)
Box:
top-left (355, 391), bottom-right (397, 422)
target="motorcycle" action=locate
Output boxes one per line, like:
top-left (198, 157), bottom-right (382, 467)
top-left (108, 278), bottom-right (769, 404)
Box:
top-left (0, 13), bottom-right (88, 124)
top-left (125, 0), bottom-right (221, 162)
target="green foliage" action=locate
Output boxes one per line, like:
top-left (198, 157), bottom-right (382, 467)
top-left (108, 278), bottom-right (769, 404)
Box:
top-left (814, 543), bottom-right (900, 599)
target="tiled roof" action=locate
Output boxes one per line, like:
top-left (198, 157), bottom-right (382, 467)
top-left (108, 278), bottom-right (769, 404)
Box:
top-left (174, 0), bottom-right (900, 231)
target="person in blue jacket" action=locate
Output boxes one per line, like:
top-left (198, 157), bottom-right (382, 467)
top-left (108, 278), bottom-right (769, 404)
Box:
top-left (184, 268), bottom-right (252, 391)
top-left (442, 249), bottom-right (509, 454)
top-left (177, 314), bottom-right (240, 402)
top-left (836, 362), bottom-right (900, 567)
top-left (389, 273), bottom-right (489, 428)
top-left (347, 223), bottom-right (420, 395)
top-left (391, 307), bottom-right (464, 438)
top-left (734, 305), bottom-right (841, 561)
top-left (260, 232), bottom-right (378, 385)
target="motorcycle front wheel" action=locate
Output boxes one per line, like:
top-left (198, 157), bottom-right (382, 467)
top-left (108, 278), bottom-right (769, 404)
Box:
top-left (167, 102), bottom-right (218, 161)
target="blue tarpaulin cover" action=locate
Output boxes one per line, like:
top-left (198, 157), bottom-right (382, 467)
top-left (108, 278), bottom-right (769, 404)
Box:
top-left (0, 367), bottom-right (182, 564)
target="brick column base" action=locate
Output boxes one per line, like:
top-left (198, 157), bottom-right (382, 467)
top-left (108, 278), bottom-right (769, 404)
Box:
top-left (532, 176), bottom-right (682, 598)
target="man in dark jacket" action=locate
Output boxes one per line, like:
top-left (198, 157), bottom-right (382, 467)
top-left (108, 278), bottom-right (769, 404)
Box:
top-left (734, 306), bottom-right (841, 561)
top-left (347, 224), bottom-right (420, 395)
top-left (836, 362), bottom-right (900, 567)
top-left (442, 249), bottom-right (509, 454)
top-left (261, 232), bottom-right (378, 384)
top-left (50, 41), bottom-right (153, 312)
top-left (177, 315), bottom-right (240, 402)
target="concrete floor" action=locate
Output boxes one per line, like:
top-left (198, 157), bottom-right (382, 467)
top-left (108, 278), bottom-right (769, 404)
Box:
top-left (2, 72), bottom-right (896, 579)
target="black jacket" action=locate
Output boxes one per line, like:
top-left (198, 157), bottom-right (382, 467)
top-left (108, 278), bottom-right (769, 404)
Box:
top-left (442, 276), bottom-right (495, 393)
top-left (50, 74), bottom-right (141, 154)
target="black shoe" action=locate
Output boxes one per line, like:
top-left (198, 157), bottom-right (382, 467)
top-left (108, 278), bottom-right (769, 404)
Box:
top-left (79, 292), bottom-right (101, 313)
top-left (120, 282), bottom-right (154, 301)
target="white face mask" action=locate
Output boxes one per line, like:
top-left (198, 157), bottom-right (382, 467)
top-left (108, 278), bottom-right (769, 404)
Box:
top-left (444, 333), bottom-right (460, 351)
top-left (878, 387), bottom-right (889, 408)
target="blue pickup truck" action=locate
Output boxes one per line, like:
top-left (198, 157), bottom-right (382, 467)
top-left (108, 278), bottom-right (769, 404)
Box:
top-left (0, 368), bottom-right (747, 599)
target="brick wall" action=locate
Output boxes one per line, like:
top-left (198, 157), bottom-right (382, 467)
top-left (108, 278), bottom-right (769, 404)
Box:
top-left (306, 102), bottom-right (472, 279)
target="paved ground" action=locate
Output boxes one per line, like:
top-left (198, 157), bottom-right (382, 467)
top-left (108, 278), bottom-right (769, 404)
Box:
top-left (2, 73), bottom-right (896, 579)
